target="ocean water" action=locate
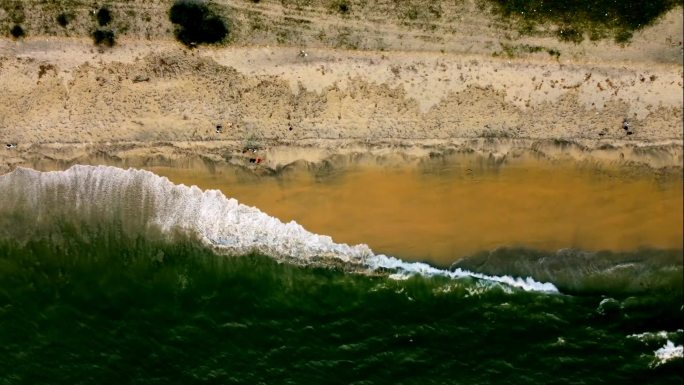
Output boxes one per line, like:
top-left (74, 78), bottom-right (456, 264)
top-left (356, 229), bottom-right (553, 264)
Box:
top-left (147, 160), bottom-right (683, 262)
top-left (0, 166), bottom-right (682, 384)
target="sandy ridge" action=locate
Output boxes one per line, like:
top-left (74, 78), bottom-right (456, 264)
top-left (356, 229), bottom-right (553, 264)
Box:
top-left (0, 5), bottom-right (682, 173)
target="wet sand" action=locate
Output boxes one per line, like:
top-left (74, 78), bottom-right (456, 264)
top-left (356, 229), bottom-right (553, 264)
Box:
top-left (147, 160), bottom-right (683, 265)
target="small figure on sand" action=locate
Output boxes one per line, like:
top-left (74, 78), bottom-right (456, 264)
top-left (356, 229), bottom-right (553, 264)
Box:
top-left (622, 118), bottom-right (634, 135)
top-left (5, 143), bottom-right (16, 149)
top-left (242, 146), bottom-right (263, 164)
top-left (216, 124), bottom-right (223, 134)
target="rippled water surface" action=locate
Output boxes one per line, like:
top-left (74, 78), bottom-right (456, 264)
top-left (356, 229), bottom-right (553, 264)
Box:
top-left (149, 160), bottom-right (683, 264)
top-left (0, 163), bottom-right (680, 384)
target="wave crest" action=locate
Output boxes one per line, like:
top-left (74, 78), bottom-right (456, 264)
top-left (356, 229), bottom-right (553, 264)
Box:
top-left (0, 165), bottom-right (557, 292)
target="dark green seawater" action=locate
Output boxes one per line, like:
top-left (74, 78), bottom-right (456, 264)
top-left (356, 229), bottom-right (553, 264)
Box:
top-left (0, 166), bottom-right (682, 384)
top-left (0, 227), bottom-right (682, 384)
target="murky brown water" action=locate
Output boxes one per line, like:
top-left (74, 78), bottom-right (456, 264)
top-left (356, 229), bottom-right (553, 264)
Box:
top-left (147, 161), bottom-right (682, 265)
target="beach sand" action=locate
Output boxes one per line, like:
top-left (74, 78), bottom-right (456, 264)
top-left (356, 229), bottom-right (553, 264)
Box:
top-left (1, 4), bottom-right (682, 173)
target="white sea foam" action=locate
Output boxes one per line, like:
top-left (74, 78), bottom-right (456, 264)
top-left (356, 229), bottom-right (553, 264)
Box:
top-left (0, 165), bottom-right (558, 293)
top-left (369, 254), bottom-right (558, 292)
top-left (653, 341), bottom-right (684, 367)
top-left (626, 330), bottom-right (684, 367)
top-left (628, 329), bottom-right (683, 343)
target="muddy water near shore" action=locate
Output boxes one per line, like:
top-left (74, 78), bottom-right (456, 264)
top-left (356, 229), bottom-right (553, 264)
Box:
top-left (147, 160), bottom-right (683, 265)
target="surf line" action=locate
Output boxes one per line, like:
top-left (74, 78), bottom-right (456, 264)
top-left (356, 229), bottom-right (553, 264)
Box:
top-left (1, 165), bottom-right (559, 293)
top-left (367, 254), bottom-right (558, 292)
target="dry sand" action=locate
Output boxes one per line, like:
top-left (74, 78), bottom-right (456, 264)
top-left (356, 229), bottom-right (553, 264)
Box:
top-left (0, 4), bottom-right (682, 173)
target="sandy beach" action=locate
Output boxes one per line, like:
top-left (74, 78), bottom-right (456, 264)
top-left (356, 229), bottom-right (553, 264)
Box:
top-left (1, 2), bottom-right (682, 173)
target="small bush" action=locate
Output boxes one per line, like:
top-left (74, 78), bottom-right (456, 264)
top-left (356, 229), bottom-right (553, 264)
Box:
top-left (491, 0), bottom-right (679, 43)
top-left (10, 25), bottom-right (24, 38)
top-left (92, 29), bottom-right (116, 47)
top-left (97, 7), bottom-right (112, 26)
top-left (614, 29), bottom-right (633, 44)
top-left (557, 27), bottom-right (584, 44)
top-left (337, 1), bottom-right (350, 13)
top-left (405, 7), bottom-right (419, 20)
top-left (56, 13), bottom-right (70, 27)
top-left (169, 0), bottom-right (228, 47)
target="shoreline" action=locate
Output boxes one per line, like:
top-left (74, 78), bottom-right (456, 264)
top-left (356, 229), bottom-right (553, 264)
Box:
top-left (3, 137), bottom-right (682, 176)
top-left (3, 156), bottom-right (681, 264)
top-left (0, 2), bottom-right (681, 176)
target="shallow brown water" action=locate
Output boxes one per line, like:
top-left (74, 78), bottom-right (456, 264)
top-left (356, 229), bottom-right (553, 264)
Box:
top-left (147, 161), bottom-right (682, 265)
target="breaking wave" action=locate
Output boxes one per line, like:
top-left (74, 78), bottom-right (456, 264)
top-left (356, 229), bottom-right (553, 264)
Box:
top-left (628, 330), bottom-right (684, 367)
top-left (0, 165), bottom-right (556, 292)
top-left (1, 165), bottom-right (682, 384)
top-left (654, 341), bottom-right (684, 367)
top-left (452, 247), bottom-right (683, 296)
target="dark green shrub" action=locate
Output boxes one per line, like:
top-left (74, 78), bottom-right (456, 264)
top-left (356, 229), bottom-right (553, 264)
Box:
top-left (405, 7), bottom-right (418, 20)
top-left (57, 13), bottom-right (70, 27)
top-left (97, 7), bottom-right (112, 26)
top-left (337, 1), bottom-right (350, 13)
top-left (614, 29), bottom-right (634, 44)
top-left (10, 25), bottom-right (24, 38)
top-left (491, 0), bottom-right (680, 43)
top-left (92, 29), bottom-right (116, 47)
top-left (557, 27), bottom-right (583, 43)
top-left (169, 0), bottom-right (228, 47)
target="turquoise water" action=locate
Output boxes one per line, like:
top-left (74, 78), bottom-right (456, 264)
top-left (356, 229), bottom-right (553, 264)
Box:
top-left (0, 166), bottom-right (682, 384)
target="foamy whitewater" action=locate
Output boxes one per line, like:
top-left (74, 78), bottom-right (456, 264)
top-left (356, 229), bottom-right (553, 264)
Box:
top-left (654, 341), bottom-right (684, 366)
top-left (629, 330), bottom-right (684, 367)
top-left (2, 165), bottom-right (682, 384)
top-left (0, 165), bottom-right (557, 292)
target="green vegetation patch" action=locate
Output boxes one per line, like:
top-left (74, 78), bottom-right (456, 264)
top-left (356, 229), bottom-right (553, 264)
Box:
top-left (169, 0), bottom-right (229, 47)
top-left (56, 12), bottom-right (71, 27)
top-left (331, 0), bottom-right (351, 14)
top-left (493, 43), bottom-right (561, 58)
top-left (96, 6), bottom-right (112, 27)
top-left (490, 0), bottom-right (681, 42)
top-left (92, 29), bottom-right (115, 46)
top-left (9, 24), bottom-right (24, 38)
